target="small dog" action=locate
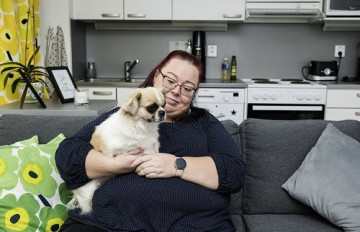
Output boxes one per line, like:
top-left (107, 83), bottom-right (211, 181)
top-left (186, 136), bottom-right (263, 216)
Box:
top-left (67, 87), bottom-right (166, 214)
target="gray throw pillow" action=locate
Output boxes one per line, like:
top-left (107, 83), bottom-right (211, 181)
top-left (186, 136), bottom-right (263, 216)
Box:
top-left (282, 123), bottom-right (360, 232)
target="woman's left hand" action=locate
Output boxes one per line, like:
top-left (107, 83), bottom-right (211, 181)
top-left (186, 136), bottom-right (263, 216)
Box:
top-left (131, 153), bottom-right (177, 178)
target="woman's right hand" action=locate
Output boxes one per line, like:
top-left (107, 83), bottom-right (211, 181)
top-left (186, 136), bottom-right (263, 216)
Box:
top-left (85, 148), bottom-right (144, 179)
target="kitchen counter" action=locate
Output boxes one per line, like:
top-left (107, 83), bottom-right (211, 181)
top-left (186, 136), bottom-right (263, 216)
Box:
top-left (76, 78), bottom-right (247, 88)
top-left (313, 79), bottom-right (360, 89)
top-left (199, 79), bottom-right (247, 88)
top-left (0, 99), bottom-right (117, 116)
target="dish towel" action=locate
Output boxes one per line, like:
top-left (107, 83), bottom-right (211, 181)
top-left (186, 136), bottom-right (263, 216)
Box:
top-left (45, 26), bottom-right (68, 67)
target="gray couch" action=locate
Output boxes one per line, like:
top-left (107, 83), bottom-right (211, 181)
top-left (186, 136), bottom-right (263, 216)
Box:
top-left (1, 113), bottom-right (359, 232)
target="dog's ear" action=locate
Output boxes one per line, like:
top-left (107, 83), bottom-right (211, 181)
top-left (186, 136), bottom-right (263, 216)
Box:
top-left (161, 87), bottom-right (166, 96)
top-left (121, 89), bottom-right (142, 116)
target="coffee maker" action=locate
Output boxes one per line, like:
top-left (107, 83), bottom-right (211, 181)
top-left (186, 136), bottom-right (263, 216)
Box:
top-left (192, 31), bottom-right (206, 81)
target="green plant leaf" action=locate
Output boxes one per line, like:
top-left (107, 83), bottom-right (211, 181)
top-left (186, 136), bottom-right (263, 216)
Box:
top-left (11, 78), bottom-right (22, 94)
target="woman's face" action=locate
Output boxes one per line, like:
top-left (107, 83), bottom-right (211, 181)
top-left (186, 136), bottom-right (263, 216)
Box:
top-left (153, 58), bottom-right (199, 122)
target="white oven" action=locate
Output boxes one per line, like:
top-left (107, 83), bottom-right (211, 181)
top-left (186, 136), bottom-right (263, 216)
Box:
top-left (244, 79), bottom-right (327, 120)
top-left (194, 88), bottom-right (246, 125)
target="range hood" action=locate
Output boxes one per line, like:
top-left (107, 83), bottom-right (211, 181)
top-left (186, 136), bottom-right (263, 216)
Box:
top-left (246, 1), bottom-right (325, 23)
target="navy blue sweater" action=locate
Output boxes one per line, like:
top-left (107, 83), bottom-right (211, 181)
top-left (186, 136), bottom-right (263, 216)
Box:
top-left (56, 108), bottom-right (245, 232)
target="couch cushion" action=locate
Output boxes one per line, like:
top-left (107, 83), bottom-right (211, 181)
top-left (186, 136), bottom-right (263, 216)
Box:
top-left (0, 114), bottom-right (96, 145)
top-left (282, 123), bottom-right (360, 232)
top-left (240, 119), bottom-right (360, 214)
top-left (243, 214), bottom-right (342, 232)
top-left (231, 214), bottom-right (246, 232)
top-left (0, 135), bottom-right (71, 231)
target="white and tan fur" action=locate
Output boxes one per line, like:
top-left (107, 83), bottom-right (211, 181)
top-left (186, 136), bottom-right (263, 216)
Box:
top-left (67, 87), bottom-right (166, 214)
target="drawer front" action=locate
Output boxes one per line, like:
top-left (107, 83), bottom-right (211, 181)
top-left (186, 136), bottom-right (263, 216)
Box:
top-left (117, 87), bottom-right (136, 106)
top-left (82, 87), bottom-right (117, 100)
top-left (325, 108), bottom-right (360, 121)
top-left (326, 90), bottom-right (360, 108)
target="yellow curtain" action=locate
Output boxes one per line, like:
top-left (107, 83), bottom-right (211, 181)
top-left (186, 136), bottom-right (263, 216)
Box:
top-left (0, 0), bottom-right (47, 105)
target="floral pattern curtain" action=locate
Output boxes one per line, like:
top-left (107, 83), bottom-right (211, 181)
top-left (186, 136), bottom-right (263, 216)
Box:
top-left (0, 0), bottom-right (42, 105)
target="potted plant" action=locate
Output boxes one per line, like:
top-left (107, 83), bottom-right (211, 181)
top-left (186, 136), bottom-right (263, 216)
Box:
top-left (0, 46), bottom-right (48, 107)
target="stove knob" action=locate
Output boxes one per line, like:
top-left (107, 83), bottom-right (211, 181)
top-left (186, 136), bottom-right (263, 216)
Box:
top-left (314, 94), bottom-right (321, 101)
top-left (296, 94), bottom-right (304, 100)
top-left (223, 96), bottom-right (230, 102)
top-left (324, 68), bottom-right (331, 76)
top-left (262, 93), bottom-right (269, 100)
top-left (253, 93), bottom-right (260, 100)
top-left (306, 94), bottom-right (312, 100)
top-left (271, 93), bottom-right (277, 100)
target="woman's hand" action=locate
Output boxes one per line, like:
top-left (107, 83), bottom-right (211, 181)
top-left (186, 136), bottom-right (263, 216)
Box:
top-left (131, 153), bottom-right (177, 178)
top-left (85, 148), bottom-right (144, 179)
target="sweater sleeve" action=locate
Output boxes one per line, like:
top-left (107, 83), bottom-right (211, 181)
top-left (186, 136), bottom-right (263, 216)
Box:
top-left (55, 107), bottom-right (119, 190)
top-left (204, 114), bottom-right (246, 194)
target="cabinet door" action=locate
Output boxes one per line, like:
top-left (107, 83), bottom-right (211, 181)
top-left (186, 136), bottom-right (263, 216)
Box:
top-left (71, 0), bottom-right (124, 20)
top-left (173, 0), bottom-right (245, 21)
top-left (117, 88), bottom-right (136, 106)
top-left (124, 0), bottom-right (171, 20)
top-left (325, 108), bottom-right (360, 121)
top-left (326, 90), bottom-right (360, 108)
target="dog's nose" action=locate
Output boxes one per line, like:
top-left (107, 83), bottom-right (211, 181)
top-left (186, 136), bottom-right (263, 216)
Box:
top-left (158, 110), bottom-right (165, 118)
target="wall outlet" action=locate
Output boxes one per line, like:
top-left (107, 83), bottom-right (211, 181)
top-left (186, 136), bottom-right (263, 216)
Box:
top-left (334, 45), bottom-right (345, 58)
top-left (169, 41), bottom-right (187, 52)
top-left (207, 45), bottom-right (217, 57)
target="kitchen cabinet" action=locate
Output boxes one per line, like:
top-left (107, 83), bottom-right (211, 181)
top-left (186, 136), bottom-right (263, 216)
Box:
top-left (117, 87), bottom-right (136, 106)
top-left (79, 87), bottom-right (117, 101)
top-left (71, 0), bottom-right (124, 20)
top-left (124, 0), bottom-right (171, 20)
top-left (71, 0), bottom-right (170, 21)
top-left (325, 89), bottom-right (360, 121)
top-left (173, 0), bottom-right (245, 21)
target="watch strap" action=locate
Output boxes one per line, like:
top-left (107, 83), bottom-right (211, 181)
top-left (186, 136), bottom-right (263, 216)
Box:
top-left (175, 169), bottom-right (184, 178)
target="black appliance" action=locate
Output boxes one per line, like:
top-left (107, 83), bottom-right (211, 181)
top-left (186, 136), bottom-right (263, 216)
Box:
top-left (192, 31), bottom-right (206, 81)
top-left (302, 60), bottom-right (338, 81)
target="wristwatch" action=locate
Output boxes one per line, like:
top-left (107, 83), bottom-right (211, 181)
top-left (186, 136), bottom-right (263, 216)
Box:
top-left (175, 157), bottom-right (187, 177)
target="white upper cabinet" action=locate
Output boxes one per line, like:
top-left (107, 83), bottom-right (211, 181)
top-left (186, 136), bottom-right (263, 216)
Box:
top-left (71, 0), bottom-right (124, 20)
top-left (124, 0), bottom-right (171, 20)
top-left (173, 0), bottom-right (246, 21)
top-left (71, 0), bottom-right (245, 21)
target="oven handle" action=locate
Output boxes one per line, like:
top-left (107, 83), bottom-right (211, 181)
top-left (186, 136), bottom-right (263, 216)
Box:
top-left (252, 105), bottom-right (323, 111)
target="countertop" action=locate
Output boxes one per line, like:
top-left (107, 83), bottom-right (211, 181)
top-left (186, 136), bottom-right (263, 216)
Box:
top-left (199, 79), bottom-right (247, 88)
top-left (0, 99), bottom-right (117, 116)
top-left (314, 78), bottom-right (360, 89)
top-left (76, 78), bottom-right (247, 88)
top-left (75, 77), bottom-right (359, 89)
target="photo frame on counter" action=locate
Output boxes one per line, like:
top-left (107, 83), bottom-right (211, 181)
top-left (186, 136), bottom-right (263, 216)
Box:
top-left (47, 66), bottom-right (77, 103)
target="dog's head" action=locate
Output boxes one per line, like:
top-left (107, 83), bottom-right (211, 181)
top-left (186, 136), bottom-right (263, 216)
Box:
top-left (121, 87), bottom-right (166, 123)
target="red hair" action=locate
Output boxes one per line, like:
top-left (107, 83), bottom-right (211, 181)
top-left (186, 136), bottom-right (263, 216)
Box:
top-left (139, 50), bottom-right (203, 88)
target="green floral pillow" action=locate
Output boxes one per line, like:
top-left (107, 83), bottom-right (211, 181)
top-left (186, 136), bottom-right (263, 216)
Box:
top-left (0, 134), bottom-right (71, 232)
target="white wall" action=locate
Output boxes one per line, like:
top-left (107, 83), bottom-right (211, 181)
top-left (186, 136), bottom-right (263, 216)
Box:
top-left (38, 0), bottom-right (72, 71)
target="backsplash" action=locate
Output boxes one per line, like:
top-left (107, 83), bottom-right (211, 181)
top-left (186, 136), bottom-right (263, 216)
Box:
top-left (74, 23), bottom-right (360, 80)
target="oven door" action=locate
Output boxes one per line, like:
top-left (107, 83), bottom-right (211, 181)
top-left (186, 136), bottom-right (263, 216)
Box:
top-left (247, 104), bottom-right (325, 120)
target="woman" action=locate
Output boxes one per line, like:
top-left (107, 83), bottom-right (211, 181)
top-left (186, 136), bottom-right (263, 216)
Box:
top-left (57, 50), bottom-right (245, 232)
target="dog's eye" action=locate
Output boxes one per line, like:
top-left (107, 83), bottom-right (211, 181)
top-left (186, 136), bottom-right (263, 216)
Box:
top-left (146, 103), bottom-right (159, 113)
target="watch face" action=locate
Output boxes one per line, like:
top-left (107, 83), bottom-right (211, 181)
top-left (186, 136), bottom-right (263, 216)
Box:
top-left (176, 158), bottom-right (186, 169)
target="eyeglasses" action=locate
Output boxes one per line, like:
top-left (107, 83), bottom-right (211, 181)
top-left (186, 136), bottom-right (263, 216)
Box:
top-left (158, 70), bottom-right (197, 98)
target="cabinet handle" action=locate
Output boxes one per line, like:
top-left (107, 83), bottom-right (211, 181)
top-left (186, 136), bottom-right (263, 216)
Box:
top-left (355, 112), bottom-right (360, 116)
top-left (127, 13), bottom-right (146, 18)
top-left (101, 13), bottom-right (121, 18)
top-left (93, 91), bottom-right (113, 96)
top-left (223, 14), bottom-right (242, 18)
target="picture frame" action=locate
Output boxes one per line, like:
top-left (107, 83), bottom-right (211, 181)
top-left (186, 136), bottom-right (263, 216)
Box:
top-left (46, 66), bottom-right (77, 103)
